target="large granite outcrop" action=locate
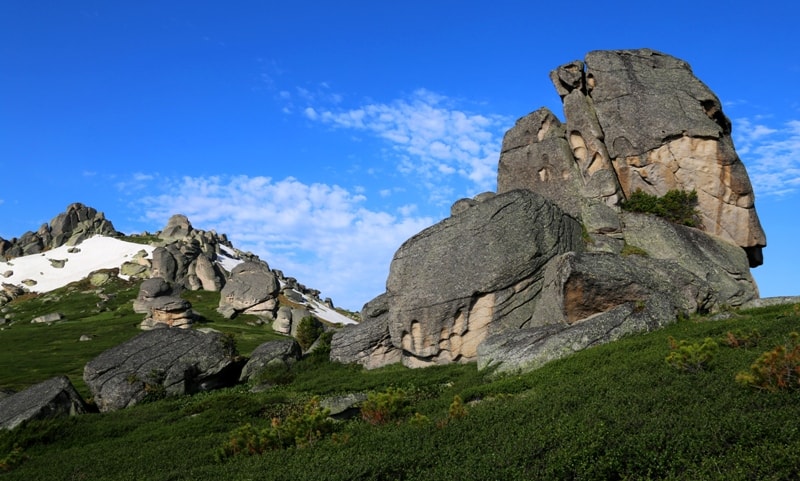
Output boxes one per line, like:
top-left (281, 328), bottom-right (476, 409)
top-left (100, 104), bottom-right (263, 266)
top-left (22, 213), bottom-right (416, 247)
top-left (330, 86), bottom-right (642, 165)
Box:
top-left (0, 203), bottom-right (121, 259)
top-left (83, 328), bottom-right (240, 412)
top-left (333, 49), bottom-right (765, 374)
top-left (0, 376), bottom-right (90, 430)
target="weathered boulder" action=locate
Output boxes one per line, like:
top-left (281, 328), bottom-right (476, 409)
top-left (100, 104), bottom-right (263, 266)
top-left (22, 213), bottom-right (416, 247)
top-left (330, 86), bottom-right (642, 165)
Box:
top-left (478, 295), bottom-right (676, 373)
top-left (83, 328), bottom-right (240, 412)
top-left (239, 339), bottom-right (302, 383)
top-left (0, 376), bottom-right (90, 430)
top-left (217, 261), bottom-right (279, 318)
top-left (376, 189), bottom-right (582, 368)
top-left (31, 312), bottom-right (64, 324)
top-left (133, 277), bottom-right (194, 329)
top-left (160, 214), bottom-right (193, 243)
top-left (330, 293), bottom-right (401, 369)
top-left (621, 212), bottom-right (758, 306)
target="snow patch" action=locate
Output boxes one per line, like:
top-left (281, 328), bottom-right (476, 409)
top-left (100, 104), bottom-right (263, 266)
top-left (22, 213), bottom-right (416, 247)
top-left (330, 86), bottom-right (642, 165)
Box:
top-left (0, 236), bottom-right (155, 293)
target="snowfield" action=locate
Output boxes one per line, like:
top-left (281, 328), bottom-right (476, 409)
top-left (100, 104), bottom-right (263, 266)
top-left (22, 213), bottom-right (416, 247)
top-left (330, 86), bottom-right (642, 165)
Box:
top-left (1, 236), bottom-right (155, 292)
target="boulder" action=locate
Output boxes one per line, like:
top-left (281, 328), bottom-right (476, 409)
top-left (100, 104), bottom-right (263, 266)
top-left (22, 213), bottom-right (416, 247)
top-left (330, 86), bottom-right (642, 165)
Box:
top-left (160, 214), bottom-right (193, 242)
top-left (478, 295), bottom-right (676, 374)
top-left (217, 261), bottom-right (279, 318)
top-left (83, 328), bottom-right (240, 412)
top-left (0, 376), bottom-right (90, 430)
top-left (330, 293), bottom-right (402, 369)
top-left (133, 277), bottom-right (194, 329)
top-left (382, 190), bottom-right (582, 367)
top-left (239, 339), bottom-right (302, 383)
top-left (31, 312), bottom-right (64, 324)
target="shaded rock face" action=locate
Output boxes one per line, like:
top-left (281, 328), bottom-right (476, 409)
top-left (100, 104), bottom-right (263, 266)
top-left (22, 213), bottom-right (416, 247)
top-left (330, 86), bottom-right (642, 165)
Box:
top-left (500, 49), bottom-right (766, 267)
top-left (83, 329), bottom-right (240, 412)
top-left (330, 293), bottom-right (401, 369)
top-left (0, 203), bottom-right (121, 259)
top-left (0, 376), bottom-right (90, 430)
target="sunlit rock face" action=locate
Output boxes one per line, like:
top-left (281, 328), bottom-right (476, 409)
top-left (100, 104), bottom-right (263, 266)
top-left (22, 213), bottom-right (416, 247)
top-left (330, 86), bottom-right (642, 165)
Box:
top-left (501, 49), bottom-right (766, 267)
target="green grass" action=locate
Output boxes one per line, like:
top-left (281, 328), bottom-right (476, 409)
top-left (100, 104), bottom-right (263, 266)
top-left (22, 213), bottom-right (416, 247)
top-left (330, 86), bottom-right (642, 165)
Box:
top-left (2, 292), bottom-right (800, 479)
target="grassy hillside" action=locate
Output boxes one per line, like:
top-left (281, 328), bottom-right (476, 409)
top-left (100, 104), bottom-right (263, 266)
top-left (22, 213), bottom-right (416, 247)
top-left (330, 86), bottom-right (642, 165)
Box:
top-left (2, 284), bottom-right (799, 479)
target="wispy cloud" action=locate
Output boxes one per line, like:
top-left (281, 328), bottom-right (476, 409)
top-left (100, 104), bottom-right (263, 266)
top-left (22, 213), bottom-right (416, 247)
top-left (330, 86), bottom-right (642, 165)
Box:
top-left (293, 88), bottom-right (510, 198)
top-left (131, 175), bottom-right (434, 309)
top-left (734, 118), bottom-right (800, 196)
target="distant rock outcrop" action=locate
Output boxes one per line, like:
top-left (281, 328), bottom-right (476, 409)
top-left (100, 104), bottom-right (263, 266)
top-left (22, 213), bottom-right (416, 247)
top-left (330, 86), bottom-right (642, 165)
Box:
top-left (0, 203), bottom-right (121, 259)
top-left (332, 49), bottom-right (765, 374)
top-left (217, 261), bottom-right (280, 319)
top-left (84, 328), bottom-right (240, 412)
top-left (133, 277), bottom-right (195, 330)
top-left (0, 376), bottom-right (90, 430)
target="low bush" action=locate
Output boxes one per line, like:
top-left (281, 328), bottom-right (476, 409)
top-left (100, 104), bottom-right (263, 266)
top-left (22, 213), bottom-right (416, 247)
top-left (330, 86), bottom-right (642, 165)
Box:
top-left (360, 387), bottom-right (410, 425)
top-left (215, 396), bottom-right (334, 461)
top-left (721, 329), bottom-right (762, 349)
top-left (665, 336), bottom-right (717, 373)
top-left (736, 332), bottom-right (800, 392)
top-left (621, 189), bottom-right (700, 227)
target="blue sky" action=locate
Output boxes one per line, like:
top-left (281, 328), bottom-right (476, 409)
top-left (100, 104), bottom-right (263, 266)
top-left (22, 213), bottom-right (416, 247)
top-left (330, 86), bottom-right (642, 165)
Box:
top-left (2, 1), bottom-right (799, 310)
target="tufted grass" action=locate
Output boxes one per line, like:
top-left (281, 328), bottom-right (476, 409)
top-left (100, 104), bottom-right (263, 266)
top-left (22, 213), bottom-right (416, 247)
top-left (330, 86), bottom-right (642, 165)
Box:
top-left (1, 295), bottom-right (800, 479)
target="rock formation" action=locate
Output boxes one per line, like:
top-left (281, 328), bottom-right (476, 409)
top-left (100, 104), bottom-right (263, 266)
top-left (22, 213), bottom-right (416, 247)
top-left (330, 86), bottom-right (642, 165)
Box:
top-left (83, 328), bottom-right (241, 412)
top-left (0, 203), bottom-right (120, 259)
top-left (217, 261), bottom-right (280, 319)
top-left (331, 49), bottom-right (765, 374)
top-left (502, 49), bottom-right (765, 267)
top-left (133, 277), bottom-right (195, 330)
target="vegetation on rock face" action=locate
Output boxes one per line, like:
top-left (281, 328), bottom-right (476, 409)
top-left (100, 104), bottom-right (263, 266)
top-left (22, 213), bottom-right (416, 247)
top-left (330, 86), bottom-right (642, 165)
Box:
top-left (621, 188), bottom-right (701, 227)
top-left (2, 285), bottom-right (800, 479)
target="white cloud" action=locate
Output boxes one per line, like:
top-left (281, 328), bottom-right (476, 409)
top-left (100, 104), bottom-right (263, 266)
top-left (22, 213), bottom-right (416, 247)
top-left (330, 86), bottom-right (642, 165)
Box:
top-left (134, 175), bottom-right (434, 310)
top-left (734, 118), bottom-right (800, 196)
top-left (298, 88), bottom-right (511, 198)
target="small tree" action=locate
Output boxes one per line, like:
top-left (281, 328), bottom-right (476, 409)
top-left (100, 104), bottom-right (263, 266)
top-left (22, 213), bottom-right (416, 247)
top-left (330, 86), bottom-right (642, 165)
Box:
top-left (296, 316), bottom-right (323, 351)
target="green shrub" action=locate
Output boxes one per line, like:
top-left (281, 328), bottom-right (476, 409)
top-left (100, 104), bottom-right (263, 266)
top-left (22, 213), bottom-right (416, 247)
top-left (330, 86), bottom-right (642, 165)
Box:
top-left (721, 329), bottom-right (762, 349)
top-left (0, 444), bottom-right (26, 472)
top-left (620, 243), bottom-right (649, 257)
top-left (665, 336), bottom-right (717, 373)
top-left (215, 396), bottom-right (334, 461)
top-left (296, 316), bottom-right (323, 351)
top-left (621, 189), bottom-right (700, 227)
top-left (736, 332), bottom-right (800, 392)
top-left (360, 387), bottom-right (410, 425)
